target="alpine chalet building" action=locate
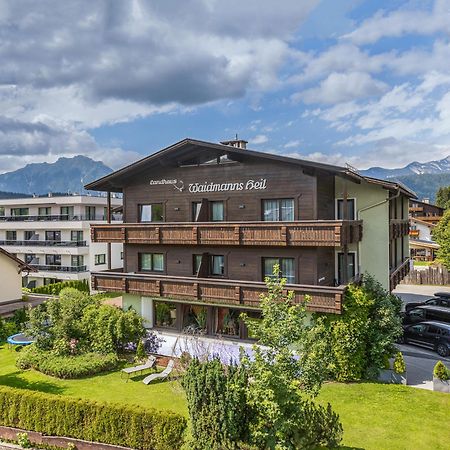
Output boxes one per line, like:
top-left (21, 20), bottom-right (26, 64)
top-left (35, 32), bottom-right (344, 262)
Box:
top-left (86, 139), bottom-right (413, 339)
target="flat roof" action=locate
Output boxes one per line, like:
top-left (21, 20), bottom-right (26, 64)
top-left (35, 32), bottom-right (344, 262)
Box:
top-left (85, 138), bottom-right (417, 198)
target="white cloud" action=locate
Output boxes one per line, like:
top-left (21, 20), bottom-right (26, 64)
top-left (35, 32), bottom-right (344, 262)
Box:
top-left (342, 0), bottom-right (450, 45)
top-left (250, 134), bottom-right (269, 145)
top-left (284, 140), bottom-right (302, 148)
top-left (295, 72), bottom-right (388, 105)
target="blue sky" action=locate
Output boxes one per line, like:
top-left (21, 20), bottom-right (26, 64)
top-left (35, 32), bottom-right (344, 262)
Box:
top-left (0, 0), bottom-right (450, 172)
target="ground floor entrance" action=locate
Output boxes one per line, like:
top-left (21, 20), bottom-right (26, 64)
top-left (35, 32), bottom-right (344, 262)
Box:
top-left (133, 296), bottom-right (261, 340)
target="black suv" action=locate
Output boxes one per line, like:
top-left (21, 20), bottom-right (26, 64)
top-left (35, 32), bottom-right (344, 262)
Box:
top-left (402, 321), bottom-right (450, 357)
top-left (402, 305), bottom-right (450, 325)
top-left (405, 292), bottom-right (450, 312)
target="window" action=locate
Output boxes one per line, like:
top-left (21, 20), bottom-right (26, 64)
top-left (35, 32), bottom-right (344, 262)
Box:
top-left (24, 230), bottom-right (37, 241)
top-left (11, 207), bottom-right (29, 216)
top-left (94, 254), bottom-right (106, 265)
top-left (192, 202), bottom-right (202, 221)
top-left (139, 203), bottom-right (164, 222)
top-left (6, 231), bottom-right (16, 241)
top-left (0, 207), bottom-right (4, 216)
top-left (154, 301), bottom-right (177, 328)
top-left (337, 199), bottom-right (356, 220)
top-left (71, 230), bottom-right (83, 242)
top-left (25, 254), bottom-right (36, 264)
top-left (139, 253), bottom-right (164, 272)
top-left (71, 255), bottom-right (84, 267)
top-left (44, 278), bottom-right (59, 286)
top-left (210, 201), bottom-right (224, 221)
top-left (262, 199), bottom-right (294, 221)
top-left (46, 231), bottom-right (61, 242)
top-left (60, 206), bottom-right (74, 220)
top-left (263, 257), bottom-right (295, 283)
top-left (85, 206), bottom-right (96, 220)
top-left (409, 308), bottom-right (425, 319)
top-left (120, 251), bottom-right (124, 260)
top-left (46, 254), bottom-right (61, 266)
top-left (410, 324), bottom-right (426, 333)
top-left (193, 254), bottom-right (203, 275)
top-left (38, 207), bottom-right (51, 218)
top-left (337, 252), bottom-right (356, 284)
top-left (210, 255), bottom-right (225, 276)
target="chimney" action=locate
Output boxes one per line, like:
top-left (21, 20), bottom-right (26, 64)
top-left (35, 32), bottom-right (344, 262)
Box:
top-left (220, 137), bottom-right (248, 149)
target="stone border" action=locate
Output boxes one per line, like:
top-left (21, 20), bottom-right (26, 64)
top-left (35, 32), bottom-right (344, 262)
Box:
top-left (0, 426), bottom-right (132, 450)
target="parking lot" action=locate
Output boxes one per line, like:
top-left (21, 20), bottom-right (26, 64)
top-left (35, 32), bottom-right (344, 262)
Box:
top-left (393, 284), bottom-right (450, 389)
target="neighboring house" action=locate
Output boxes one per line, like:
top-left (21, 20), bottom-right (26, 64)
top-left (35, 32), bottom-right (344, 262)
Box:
top-left (0, 195), bottom-right (123, 288)
top-left (86, 138), bottom-right (414, 340)
top-left (0, 247), bottom-right (35, 304)
top-left (409, 217), bottom-right (439, 261)
top-left (409, 199), bottom-right (444, 225)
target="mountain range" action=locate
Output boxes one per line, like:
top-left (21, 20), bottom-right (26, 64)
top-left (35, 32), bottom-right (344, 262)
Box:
top-left (0, 153), bottom-right (449, 201)
top-left (361, 155), bottom-right (450, 201)
top-left (0, 156), bottom-right (112, 196)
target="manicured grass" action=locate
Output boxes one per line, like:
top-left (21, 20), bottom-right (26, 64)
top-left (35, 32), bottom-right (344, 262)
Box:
top-left (413, 261), bottom-right (433, 267)
top-left (0, 344), bottom-right (187, 415)
top-left (319, 382), bottom-right (450, 450)
top-left (1, 345), bottom-right (449, 449)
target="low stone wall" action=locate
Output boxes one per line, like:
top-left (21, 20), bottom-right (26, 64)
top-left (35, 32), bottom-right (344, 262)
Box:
top-left (0, 426), bottom-right (132, 450)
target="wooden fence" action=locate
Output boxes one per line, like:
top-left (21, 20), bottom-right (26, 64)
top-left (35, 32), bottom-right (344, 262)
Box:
top-left (402, 265), bottom-right (450, 285)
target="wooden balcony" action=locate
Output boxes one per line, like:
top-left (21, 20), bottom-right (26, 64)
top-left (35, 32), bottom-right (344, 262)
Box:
top-left (91, 271), bottom-right (346, 314)
top-left (389, 258), bottom-right (411, 291)
top-left (389, 219), bottom-right (409, 240)
top-left (91, 220), bottom-right (363, 248)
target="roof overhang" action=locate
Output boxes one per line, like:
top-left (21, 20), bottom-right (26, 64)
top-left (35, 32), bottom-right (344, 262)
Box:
top-left (0, 247), bottom-right (37, 273)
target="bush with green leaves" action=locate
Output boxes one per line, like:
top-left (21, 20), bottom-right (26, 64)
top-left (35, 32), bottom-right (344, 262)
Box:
top-left (30, 279), bottom-right (90, 295)
top-left (433, 361), bottom-right (450, 381)
top-left (182, 358), bottom-right (249, 450)
top-left (27, 287), bottom-right (145, 356)
top-left (432, 209), bottom-right (450, 269)
top-left (0, 385), bottom-right (186, 449)
top-left (393, 352), bottom-right (406, 374)
top-left (17, 346), bottom-right (118, 378)
top-left (311, 275), bottom-right (403, 381)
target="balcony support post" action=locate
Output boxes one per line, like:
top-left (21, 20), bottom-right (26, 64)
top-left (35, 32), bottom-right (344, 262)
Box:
top-left (107, 191), bottom-right (112, 270)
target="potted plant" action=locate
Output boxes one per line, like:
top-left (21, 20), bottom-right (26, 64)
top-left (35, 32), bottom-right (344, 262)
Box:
top-left (433, 361), bottom-right (450, 393)
top-left (392, 351), bottom-right (407, 385)
top-left (377, 352), bottom-right (407, 384)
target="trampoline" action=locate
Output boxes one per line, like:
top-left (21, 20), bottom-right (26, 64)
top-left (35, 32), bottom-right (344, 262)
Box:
top-left (7, 333), bottom-right (35, 346)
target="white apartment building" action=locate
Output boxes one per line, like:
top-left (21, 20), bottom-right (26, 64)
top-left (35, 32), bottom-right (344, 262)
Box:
top-left (0, 194), bottom-right (123, 288)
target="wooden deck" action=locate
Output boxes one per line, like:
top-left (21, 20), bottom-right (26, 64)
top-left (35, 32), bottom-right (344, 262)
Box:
top-left (91, 220), bottom-right (363, 248)
top-left (92, 271), bottom-right (346, 314)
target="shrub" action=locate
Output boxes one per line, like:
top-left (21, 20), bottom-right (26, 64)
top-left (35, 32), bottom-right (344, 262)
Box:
top-left (135, 340), bottom-right (146, 361)
top-left (16, 346), bottom-right (119, 379)
top-left (182, 358), bottom-right (249, 450)
top-left (31, 279), bottom-right (90, 295)
top-left (393, 352), bottom-right (406, 374)
top-left (433, 361), bottom-right (450, 381)
top-left (144, 331), bottom-right (164, 354)
top-left (0, 317), bottom-right (20, 342)
top-left (0, 385), bottom-right (186, 450)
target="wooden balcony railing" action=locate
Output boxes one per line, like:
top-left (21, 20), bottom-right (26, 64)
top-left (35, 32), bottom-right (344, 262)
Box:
top-left (389, 258), bottom-right (411, 291)
top-left (91, 271), bottom-right (346, 314)
top-left (91, 220), bottom-right (363, 247)
top-left (389, 219), bottom-right (409, 240)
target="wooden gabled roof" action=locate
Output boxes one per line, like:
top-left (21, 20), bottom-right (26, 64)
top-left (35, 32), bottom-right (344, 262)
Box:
top-left (0, 247), bottom-right (37, 273)
top-left (84, 138), bottom-right (416, 198)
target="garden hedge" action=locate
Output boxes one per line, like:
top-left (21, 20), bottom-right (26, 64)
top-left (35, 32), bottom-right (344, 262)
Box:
top-left (16, 347), bottom-right (119, 379)
top-left (0, 386), bottom-right (186, 450)
top-left (30, 279), bottom-right (90, 295)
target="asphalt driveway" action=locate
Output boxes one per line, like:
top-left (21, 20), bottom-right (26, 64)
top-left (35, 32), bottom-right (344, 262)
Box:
top-left (393, 284), bottom-right (450, 389)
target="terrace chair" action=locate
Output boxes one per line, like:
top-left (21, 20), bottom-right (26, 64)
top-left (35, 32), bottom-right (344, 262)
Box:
top-left (121, 355), bottom-right (156, 382)
top-left (142, 359), bottom-right (175, 385)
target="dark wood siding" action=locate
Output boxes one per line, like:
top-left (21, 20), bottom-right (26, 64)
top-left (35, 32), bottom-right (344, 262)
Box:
top-left (123, 160), bottom-right (329, 223)
top-left (125, 244), bottom-right (334, 286)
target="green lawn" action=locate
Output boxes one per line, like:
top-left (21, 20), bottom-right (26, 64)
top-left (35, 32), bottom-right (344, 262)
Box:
top-left (1, 345), bottom-right (449, 450)
top-left (0, 343), bottom-right (187, 415)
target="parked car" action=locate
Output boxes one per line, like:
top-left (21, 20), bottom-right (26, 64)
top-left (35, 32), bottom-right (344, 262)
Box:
top-left (405, 295), bottom-right (450, 312)
top-left (402, 305), bottom-right (450, 325)
top-left (401, 321), bottom-right (450, 357)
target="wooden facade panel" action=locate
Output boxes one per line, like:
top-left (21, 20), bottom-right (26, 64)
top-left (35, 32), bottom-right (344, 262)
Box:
top-left (91, 272), bottom-right (344, 314)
